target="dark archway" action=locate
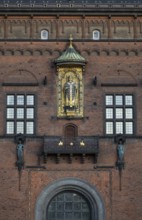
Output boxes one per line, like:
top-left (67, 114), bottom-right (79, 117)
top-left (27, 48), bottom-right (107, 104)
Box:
top-left (47, 190), bottom-right (91, 220)
top-left (35, 178), bottom-right (105, 220)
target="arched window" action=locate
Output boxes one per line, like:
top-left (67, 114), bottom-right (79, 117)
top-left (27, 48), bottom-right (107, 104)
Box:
top-left (47, 191), bottom-right (91, 220)
top-left (35, 178), bottom-right (105, 220)
top-left (41, 30), bottom-right (49, 40)
top-left (64, 124), bottom-right (78, 139)
top-left (92, 30), bottom-right (100, 40)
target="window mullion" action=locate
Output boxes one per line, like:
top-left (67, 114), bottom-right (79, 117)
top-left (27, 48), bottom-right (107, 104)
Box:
top-left (14, 95), bottom-right (16, 134)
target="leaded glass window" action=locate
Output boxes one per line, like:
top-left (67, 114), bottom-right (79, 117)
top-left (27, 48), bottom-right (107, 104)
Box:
top-left (41, 30), bottom-right (49, 40)
top-left (47, 191), bottom-right (91, 220)
top-left (6, 94), bottom-right (35, 135)
top-left (92, 30), bottom-right (100, 40)
top-left (105, 94), bottom-right (134, 135)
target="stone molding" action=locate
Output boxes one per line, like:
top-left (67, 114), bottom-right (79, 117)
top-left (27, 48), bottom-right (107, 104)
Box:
top-left (35, 178), bottom-right (105, 220)
top-left (0, 47), bottom-right (141, 57)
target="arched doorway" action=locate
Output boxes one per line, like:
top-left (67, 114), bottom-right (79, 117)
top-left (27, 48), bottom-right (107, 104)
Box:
top-left (35, 178), bottom-right (105, 220)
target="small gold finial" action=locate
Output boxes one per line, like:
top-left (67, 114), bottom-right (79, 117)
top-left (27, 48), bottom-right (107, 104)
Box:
top-left (69, 34), bottom-right (73, 48)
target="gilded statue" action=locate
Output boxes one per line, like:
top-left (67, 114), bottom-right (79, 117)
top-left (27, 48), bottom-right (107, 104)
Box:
top-left (63, 76), bottom-right (77, 108)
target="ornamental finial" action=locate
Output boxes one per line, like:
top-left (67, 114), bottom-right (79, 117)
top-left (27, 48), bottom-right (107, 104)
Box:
top-left (69, 34), bottom-right (73, 48)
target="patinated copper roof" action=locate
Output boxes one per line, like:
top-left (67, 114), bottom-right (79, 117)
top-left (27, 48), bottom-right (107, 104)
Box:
top-left (55, 37), bottom-right (86, 66)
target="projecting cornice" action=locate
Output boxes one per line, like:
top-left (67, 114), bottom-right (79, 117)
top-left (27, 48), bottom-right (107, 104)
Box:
top-left (0, 0), bottom-right (142, 16)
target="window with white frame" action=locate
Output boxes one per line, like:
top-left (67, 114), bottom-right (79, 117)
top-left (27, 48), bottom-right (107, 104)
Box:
top-left (6, 94), bottom-right (35, 135)
top-left (105, 94), bottom-right (134, 135)
top-left (41, 29), bottom-right (49, 40)
top-left (92, 30), bottom-right (100, 40)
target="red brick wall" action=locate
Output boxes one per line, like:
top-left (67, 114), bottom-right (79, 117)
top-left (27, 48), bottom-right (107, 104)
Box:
top-left (0, 40), bottom-right (141, 220)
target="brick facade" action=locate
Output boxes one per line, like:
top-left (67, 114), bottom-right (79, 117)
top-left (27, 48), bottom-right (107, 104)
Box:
top-left (0, 2), bottom-right (142, 220)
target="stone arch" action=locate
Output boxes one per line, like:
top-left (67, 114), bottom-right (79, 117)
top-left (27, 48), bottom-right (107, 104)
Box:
top-left (33, 49), bottom-right (43, 56)
top-left (4, 49), bottom-right (14, 56)
top-left (35, 178), bottom-right (105, 220)
top-left (53, 49), bottom-right (61, 57)
top-left (110, 50), bottom-right (119, 56)
top-left (129, 50), bottom-right (138, 56)
top-left (43, 49), bottom-right (52, 56)
top-left (81, 49), bottom-right (90, 57)
top-left (23, 49), bottom-right (33, 56)
top-left (3, 69), bottom-right (38, 84)
top-left (91, 50), bottom-right (100, 56)
top-left (119, 50), bottom-right (128, 56)
top-left (14, 49), bottom-right (23, 56)
top-left (100, 50), bottom-right (109, 56)
top-left (100, 69), bottom-right (137, 85)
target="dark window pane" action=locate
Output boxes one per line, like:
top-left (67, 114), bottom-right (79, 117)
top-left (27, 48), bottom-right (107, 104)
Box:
top-left (57, 203), bottom-right (64, 211)
top-left (65, 212), bottom-right (72, 220)
top-left (65, 193), bottom-right (72, 201)
top-left (83, 212), bottom-right (90, 220)
top-left (48, 212), bottom-right (55, 219)
top-left (82, 202), bottom-right (90, 211)
top-left (47, 191), bottom-right (90, 220)
top-left (73, 193), bottom-right (81, 202)
top-left (57, 212), bottom-right (64, 220)
top-left (57, 194), bottom-right (64, 201)
top-left (65, 202), bottom-right (72, 210)
top-left (74, 202), bottom-right (81, 210)
top-left (48, 203), bottom-right (56, 211)
top-left (74, 212), bottom-right (81, 220)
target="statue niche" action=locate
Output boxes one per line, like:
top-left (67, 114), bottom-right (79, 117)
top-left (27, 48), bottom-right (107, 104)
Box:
top-left (55, 36), bottom-right (86, 118)
top-left (57, 68), bottom-right (83, 118)
top-left (63, 75), bottom-right (77, 111)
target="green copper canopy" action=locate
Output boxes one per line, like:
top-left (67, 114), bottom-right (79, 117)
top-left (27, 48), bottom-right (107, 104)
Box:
top-left (55, 38), bottom-right (86, 66)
